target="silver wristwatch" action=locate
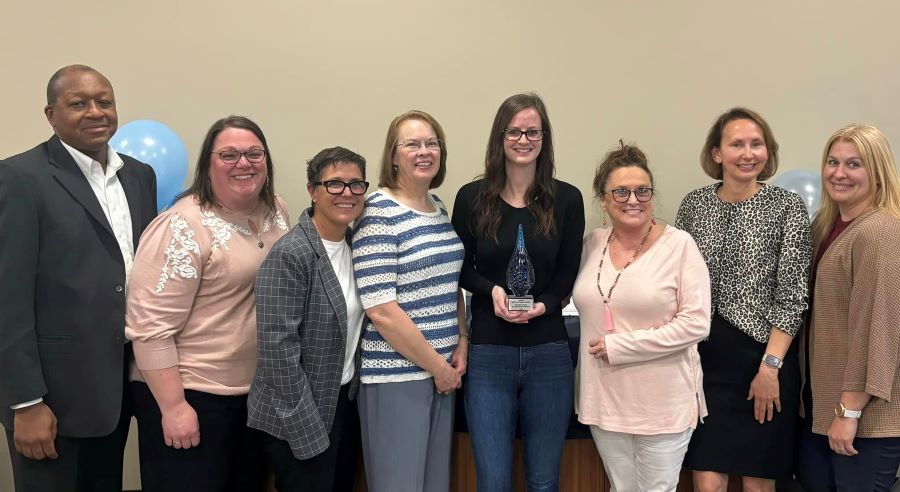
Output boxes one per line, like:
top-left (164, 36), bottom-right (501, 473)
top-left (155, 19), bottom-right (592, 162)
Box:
top-left (761, 353), bottom-right (784, 369)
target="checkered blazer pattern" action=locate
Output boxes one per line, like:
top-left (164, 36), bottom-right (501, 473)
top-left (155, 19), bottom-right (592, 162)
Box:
top-left (247, 209), bottom-right (362, 459)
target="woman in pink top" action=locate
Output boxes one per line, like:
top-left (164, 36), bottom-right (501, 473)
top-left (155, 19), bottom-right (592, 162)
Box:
top-left (572, 142), bottom-right (711, 491)
top-left (125, 116), bottom-right (289, 492)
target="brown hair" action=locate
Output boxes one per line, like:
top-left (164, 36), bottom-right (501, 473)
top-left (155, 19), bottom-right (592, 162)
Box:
top-left (178, 115), bottom-right (276, 214)
top-left (306, 146), bottom-right (367, 214)
top-left (474, 93), bottom-right (557, 242)
top-left (700, 107), bottom-right (779, 181)
top-left (377, 110), bottom-right (447, 190)
top-left (593, 140), bottom-right (655, 199)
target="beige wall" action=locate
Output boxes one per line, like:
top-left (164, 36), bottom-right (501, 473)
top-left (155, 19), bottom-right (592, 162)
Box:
top-left (2, 1), bottom-right (899, 490)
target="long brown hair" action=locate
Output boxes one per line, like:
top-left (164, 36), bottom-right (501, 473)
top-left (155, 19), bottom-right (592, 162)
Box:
top-left (474, 93), bottom-right (556, 242)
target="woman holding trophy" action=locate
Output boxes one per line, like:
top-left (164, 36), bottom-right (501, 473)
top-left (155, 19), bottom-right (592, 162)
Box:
top-left (451, 93), bottom-right (585, 491)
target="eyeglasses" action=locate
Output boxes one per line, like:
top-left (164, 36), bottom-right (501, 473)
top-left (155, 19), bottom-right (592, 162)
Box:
top-left (314, 180), bottom-right (369, 195)
top-left (213, 149), bottom-right (266, 165)
top-left (606, 187), bottom-right (654, 203)
top-left (396, 139), bottom-right (442, 152)
top-left (502, 128), bottom-right (545, 141)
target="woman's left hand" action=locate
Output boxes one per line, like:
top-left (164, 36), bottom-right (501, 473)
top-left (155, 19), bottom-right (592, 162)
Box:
top-left (588, 335), bottom-right (608, 361)
top-left (450, 336), bottom-right (468, 384)
top-left (747, 364), bottom-right (781, 423)
top-left (827, 416), bottom-right (860, 456)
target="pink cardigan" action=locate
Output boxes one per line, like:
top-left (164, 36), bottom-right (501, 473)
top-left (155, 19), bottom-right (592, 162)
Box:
top-left (573, 226), bottom-right (711, 435)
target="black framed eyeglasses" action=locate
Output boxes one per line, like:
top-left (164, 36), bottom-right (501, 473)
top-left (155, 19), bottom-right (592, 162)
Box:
top-left (606, 187), bottom-right (654, 203)
top-left (502, 128), bottom-right (545, 141)
top-left (314, 180), bottom-right (369, 195)
top-left (213, 149), bottom-right (266, 165)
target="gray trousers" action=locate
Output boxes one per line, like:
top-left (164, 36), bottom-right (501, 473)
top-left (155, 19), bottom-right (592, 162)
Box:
top-left (358, 378), bottom-right (455, 492)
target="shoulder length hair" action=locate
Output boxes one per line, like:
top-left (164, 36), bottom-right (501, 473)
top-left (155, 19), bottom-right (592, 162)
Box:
top-left (178, 115), bottom-right (276, 215)
top-left (700, 107), bottom-right (779, 181)
top-left (475, 93), bottom-right (557, 242)
top-left (811, 123), bottom-right (900, 247)
top-left (377, 110), bottom-right (447, 190)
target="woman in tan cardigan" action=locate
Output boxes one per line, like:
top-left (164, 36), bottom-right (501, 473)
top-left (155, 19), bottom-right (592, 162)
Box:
top-left (799, 124), bottom-right (900, 491)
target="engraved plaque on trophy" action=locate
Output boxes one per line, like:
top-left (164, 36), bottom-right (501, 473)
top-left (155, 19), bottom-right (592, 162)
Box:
top-left (505, 224), bottom-right (535, 311)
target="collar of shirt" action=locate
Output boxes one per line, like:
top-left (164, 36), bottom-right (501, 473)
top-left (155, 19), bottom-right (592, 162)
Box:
top-left (59, 140), bottom-right (124, 180)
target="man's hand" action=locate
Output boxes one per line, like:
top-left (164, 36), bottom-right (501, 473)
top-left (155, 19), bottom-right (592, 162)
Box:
top-left (13, 402), bottom-right (58, 460)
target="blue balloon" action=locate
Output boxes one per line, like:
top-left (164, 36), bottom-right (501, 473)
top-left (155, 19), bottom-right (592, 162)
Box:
top-left (771, 169), bottom-right (821, 218)
top-left (110, 120), bottom-right (188, 212)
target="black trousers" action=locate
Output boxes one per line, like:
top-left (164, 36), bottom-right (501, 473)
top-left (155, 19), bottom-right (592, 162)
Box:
top-left (796, 417), bottom-right (900, 492)
top-left (5, 400), bottom-right (131, 492)
top-left (4, 344), bottom-right (133, 492)
top-left (131, 381), bottom-right (266, 492)
top-left (261, 383), bottom-right (360, 492)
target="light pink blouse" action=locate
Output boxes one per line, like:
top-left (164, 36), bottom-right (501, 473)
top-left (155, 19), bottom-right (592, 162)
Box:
top-left (573, 225), bottom-right (711, 435)
top-left (125, 196), bottom-right (289, 395)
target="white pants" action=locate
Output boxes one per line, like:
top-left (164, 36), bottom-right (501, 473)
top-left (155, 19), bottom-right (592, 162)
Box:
top-left (589, 426), bottom-right (693, 492)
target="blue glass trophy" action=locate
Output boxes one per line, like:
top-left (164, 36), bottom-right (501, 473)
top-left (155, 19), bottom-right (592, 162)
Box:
top-left (506, 224), bottom-right (535, 311)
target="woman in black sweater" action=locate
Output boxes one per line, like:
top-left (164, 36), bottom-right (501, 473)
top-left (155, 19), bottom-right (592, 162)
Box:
top-left (451, 93), bottom-right (584, 492)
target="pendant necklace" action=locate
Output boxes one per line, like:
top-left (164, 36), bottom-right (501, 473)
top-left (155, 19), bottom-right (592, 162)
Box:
top-left (249, 219), bottom-right (264, 249)
top-left (596, 222), bottom-right (654, 332)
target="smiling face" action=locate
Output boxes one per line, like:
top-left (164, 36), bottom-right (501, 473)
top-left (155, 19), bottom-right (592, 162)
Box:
top-left (393, 118), bottom-right (441, 190)
top-left (503, 107), bottom-right (543, 169)
top-left (208, 127), bottom-right (268, 211)
top-left (712, 118), bottom-right (769, 185)
top-left (44, 69), bottom-right (118, 162)
top-left (823, 139), bottom-right (874, 219)
top-left (307, 161), bottom-right (366, 230)
top-left (602, 166), bottom-right (654, 231)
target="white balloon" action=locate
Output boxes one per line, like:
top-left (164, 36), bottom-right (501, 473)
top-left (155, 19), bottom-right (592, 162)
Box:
top-left (771, 170), bottom-right (821, 218)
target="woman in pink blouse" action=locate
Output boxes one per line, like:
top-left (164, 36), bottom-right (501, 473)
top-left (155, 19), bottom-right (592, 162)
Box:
top-left (572, 142), bottom-right (711, 491)
top-left (125, 116), bottom-right (289, 492)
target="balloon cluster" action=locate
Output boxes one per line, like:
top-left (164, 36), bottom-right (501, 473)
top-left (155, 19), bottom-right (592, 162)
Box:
top-left (771, 170), bottom-right (821, 218)
top-left (110, 120), bottom-right (188, 212)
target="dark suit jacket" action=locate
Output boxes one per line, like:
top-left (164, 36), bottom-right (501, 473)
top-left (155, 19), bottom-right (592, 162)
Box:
top-left (247, 208), bottom-right (362, 460)
top-left (0, 135), bottom-right (157, 437)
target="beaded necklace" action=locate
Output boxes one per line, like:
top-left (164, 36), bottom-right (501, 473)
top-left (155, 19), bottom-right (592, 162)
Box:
top-left (596, 222), bottom-right (654, 332)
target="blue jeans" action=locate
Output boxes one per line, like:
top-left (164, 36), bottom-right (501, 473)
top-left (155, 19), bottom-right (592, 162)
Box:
top-left (464, 341), bottom-right (574, 492)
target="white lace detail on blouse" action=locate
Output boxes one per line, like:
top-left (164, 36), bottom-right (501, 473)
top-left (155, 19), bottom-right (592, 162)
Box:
top-left (266, 208), bottom-right (289, 232)
top-left (156, 213), bottom-right (200, 293)
top-left (201, 210), bottom-right (239, 251)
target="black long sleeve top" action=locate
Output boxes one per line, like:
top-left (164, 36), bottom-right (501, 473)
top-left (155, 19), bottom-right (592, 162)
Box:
top-left (451, 179), bottom-right (585, 346)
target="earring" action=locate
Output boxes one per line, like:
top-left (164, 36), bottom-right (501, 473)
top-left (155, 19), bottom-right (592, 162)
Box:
top-left (601, 209), bottom-right (608, 227)
top-left (392, 164), bottom-right (398, 174)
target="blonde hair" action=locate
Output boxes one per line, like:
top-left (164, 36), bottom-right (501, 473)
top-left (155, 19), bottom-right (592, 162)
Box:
top-left (811, 124), bottom-right (900, 247)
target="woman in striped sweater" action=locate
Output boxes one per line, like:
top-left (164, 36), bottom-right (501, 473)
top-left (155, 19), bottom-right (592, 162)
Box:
top-left (351, 110), bottom-right (467, 492)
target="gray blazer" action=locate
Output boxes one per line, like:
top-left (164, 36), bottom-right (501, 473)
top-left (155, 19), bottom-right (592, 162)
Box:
top-left (247, 208), bottom-right (362, 459)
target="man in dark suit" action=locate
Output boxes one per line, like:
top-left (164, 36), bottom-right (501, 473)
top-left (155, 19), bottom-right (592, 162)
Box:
top-left (0, 65), bottom-right (158, 491)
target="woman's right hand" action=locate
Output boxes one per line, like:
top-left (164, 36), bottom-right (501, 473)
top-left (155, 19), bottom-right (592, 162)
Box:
top-left (161, 400), bottom-right (200, 449)
top-left (433, 362), bottom-right (462, 394)
top-left (491, 285), bottom-right (528, 324)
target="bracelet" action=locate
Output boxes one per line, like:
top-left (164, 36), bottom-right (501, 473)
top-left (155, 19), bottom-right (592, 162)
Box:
top-left (458, 333), bottom-right (469, 339)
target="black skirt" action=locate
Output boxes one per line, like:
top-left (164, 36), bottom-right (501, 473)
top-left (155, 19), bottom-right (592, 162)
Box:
top-left (683, 313), bottom-right (800, 479)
